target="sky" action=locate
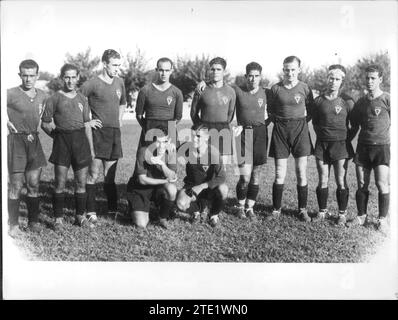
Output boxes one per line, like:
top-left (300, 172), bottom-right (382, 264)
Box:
top-left (1, 0), bottom-right (397, 87)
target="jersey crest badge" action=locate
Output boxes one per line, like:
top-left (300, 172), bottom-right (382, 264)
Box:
top-left (374, 107), bottom-right (381, 116)
top-left (335, 105), bottom-right (342, 114)
top-left (258, 98), bottom-right (264, 108)
top-left (222, 96), bottom-right (229, 105)
top-left (78, 103), bottom-right (84, 112)
top-left (202, 165), bottom-right (209, 172)
top-left (116, 89), bottom-right (122, 99)
top-left (294, 94), bottom-right (301, 104)
top-left (167, 96), bottom-right (173, 105)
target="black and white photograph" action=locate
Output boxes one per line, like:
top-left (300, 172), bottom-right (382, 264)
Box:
top-left (1, 0), bottom-right (397, 301)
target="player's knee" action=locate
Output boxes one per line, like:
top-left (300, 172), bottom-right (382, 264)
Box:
top-left (164, 183), bottom-right (177, 201)
top-left (131, 211), bottom-right (149, 228)
top-left (217, 184), bottom-right (229, 199)
top-left (239, 175), bottom-right (250, 185)
top-left (10, 181), bottom-right (23, 198)
top-left (26, 183), bottom-right (40, 197)
top-left (375, 180), bottom-right (389, 193)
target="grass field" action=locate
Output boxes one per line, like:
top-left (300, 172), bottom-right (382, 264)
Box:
top-left (10, 120), bottom-right (387, 262)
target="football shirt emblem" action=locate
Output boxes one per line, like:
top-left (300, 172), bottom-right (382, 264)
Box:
top-left (294, 94), bottom-right (301, 104)
top-left (78, 103), bottom-right (84, 112)
top-left (258, 98), bottom-right (263, 108)
top-left (116, 89), bottom-right (121, 99)
top-left (374, 108), bottom-right (381, 116)
top-left (202, 165), bottom-right (209, 172)
top-left (335, 105), bottom-right (342, 114)
top-left (222, 96), bottom-right (228, 105)
top-left (167, 96), bottom-right (173, 105)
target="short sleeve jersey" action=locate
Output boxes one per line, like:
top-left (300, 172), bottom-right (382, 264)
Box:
top-left (191, 84), bottom-right (236, 124)
top-left (312, 95), bottom-right (354, 141)
top-left (235, 86), bottom-right (268, 126)
top-left (267, 81), bottom-right (314, 119)
top-left (80, 76), bottom-right (126, 128)
top-left (350, 92), bottom-right (390, 145)
top-left (41, 91), bottom-right (90, 131)
top-left (7, 87), bottom-right (47, 133)
top-left (135, 84), bottom-right (183, 121)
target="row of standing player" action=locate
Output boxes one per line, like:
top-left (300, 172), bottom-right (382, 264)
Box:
top-left (6, 50), bottom-right (390, 234)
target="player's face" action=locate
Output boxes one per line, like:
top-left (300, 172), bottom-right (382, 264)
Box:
top-left (156, 135), bottom-right (170, 154)
top-left (245, 70), bottom-right (261, 90)
top-left (19, 68), bottom-right (38, 90)
top-left (283, 61), bottom-right (300, 83)
top-left (156, 61), bottom-right (173, 84)
top-left (327, 71), bottom-right (344, 92)
top-left (365, 72), bottom-right (382, 92)
top-left (62, 69), bottom-right (79, 92)
top-left (104, 57), bottom-right (121, 78)
top-left (209, 64), bottom-right (224, 83)
top-left (193, 129), bottom-right (210, 149)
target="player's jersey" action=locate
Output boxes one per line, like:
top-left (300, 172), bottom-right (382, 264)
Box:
top-left (312, 94), bottom-right (354, 141)
top-left (135, 83), bottom-right (183, 121)
top-left (267, 81), bottom-right (314, 119)
top-left (350, 92), bottom-right (390, 145)
top-left (42, 91), bottom-right (90, 131)
top-left (7, 87), bottom-right (47, 133)
top-left (129, 146), bottom-right (177, 186)
top-left (235, 86), bottom-right (268, 126)
top-left (80, 76), bottom-right (126, 128)
top-left (191, 84), bottom-right (236, 124)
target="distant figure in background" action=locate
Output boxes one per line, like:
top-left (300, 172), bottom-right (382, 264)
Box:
top-left (7, 59), bottom-right (48, 236)
top-left (349, 65), bottom-right (390, 233)
top-left (267, 56), bottom-right (314, 222)
top-left (80, 49), bottom-right (127, 221)
top-left (41, 64), bottom-right (94, 230)
top-left (311, 65), bottom-right (355, 225)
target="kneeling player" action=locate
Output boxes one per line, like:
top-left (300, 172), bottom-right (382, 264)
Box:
top-left (41, 64), bottom-right (94, 230)
top-left (176, 124), bottom-right (228, 227)
top-left (349, 65), bottom-right (390, 233)
top-left (126, 126), bottom-right (177, 229)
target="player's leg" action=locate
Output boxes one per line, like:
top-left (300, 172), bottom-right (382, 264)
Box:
top-left (103, 159), bottom-right (118, 214)
top-left (127, 187), bottom-right (152, 229)
top-left (236, 164), bottom-right (251, 218)
top-left (157, 183), bottom-right (177, 229)
top-left (352, 164), bottom-right (371, 226)
top-left (86, 158), bottom-right (102, 217)
top-left (208, 183), bottom-right (229, 227)
top-left (270, 158), bottom-right (287, 219)
top-left (131, 211), bottom-right (150, 228)
top-left (8, 172), bottom-right (25, 234)
top-left (334, 159), bottom-right (350, 225)
top-left (374, 164), bottom-right (390, 232)
top-left (25, 168), bottom-right (43, 231)
top-left (74, 166), bottom-right (90, 227)
top-left (295, 156), bottom-right (311, 222)
top-left (245, 164), bottom-right (263, 219)
top-left (314, 158), bottom-right (330, 221)
top-left (53, 165), bottom-right (69, 229)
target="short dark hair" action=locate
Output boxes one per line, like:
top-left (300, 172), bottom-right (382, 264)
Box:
top-left (365, 64), bottom-right (383, 77)
top-left (102, 49), bottom-right (121, 63)
top-left (246, 62), bottom-right (262, 74)
top-left (283, 56), bottom-right (301, 67)
top-left (19, 59), bottom-right (39, 73)
top-left (60, 64), bottom-right (80, 77)
top-left (156, 57), bottom-right (173, 69)
top-left (328, 64), bottom-right (346, 75)
top-left (209, 57), bottom-right (227, 69)
top-left (191, 123), bottom-right (209, 132)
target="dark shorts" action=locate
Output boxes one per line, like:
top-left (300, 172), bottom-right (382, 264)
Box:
top-left (354, 143), bottom-right (390, 169)
top-left (238, 124), bottom-right (268, 166)
top-left (139, 119), bottom-right (178, 147)
top-left (314, 140), bottom-right (354, 164)
top-left (269, 118), bottom-right (313, 159)
top-left (8, 133), bottom-right (47, 173)
top-left (127, 184), bottom-right (166, 213)
top-left (49, 128), bottom-right (92, 171)
top-left (203, 122), bottom-right (232, 156)
top-left (93, 127), bottom-right (123, 160)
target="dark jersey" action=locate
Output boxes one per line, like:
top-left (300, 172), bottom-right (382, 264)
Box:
top-left (312, 95), bottom-right (354, 141)
top-left (350, 92), bottom-right (390, 145)
top-left (7, 87), bottom-right (47, 133)
top-left (80, 76), bottom-right (126, 128)
top-left (135, 84), bottom-right (183, 121)
top-left (191, 84), bottom-right (236, 124)
top-left (235, 86), bottom-right (268, 126)
top-left (267, 81), bottom-right (314, 120)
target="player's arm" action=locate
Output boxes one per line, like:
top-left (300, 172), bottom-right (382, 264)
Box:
top-left (227, 90), bottom-right (236, 123)
top-left (305, 86), bottom-right (315, 122)
top-left (41, 97), bottom-right (56, 138)
top-left (135, 88), bottom-right (146, 128)
top-left (118, 82), bottom-right (127, 127)
top-left (265, 87), bottom-right (276, 123)
top-left (347, 100), bottom-right (360, 141)
top-left (174, 89), bottom-right (183, 124)
top-left (82, 101), bottom-right (95, 158)
top-left (138, 174), bottom-right (168, 186)
top-left (6, 113), bottom-right (18, 133)
top-left (190, 91), bottom-right (201, 125)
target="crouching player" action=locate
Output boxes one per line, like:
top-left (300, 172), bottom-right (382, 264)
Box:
top-left (41, 64), bottom-right (94, 230)
top-left (7, 59), bottom-right (48, 236)
top-left (126, 126), bottom-right (177, 229)
top-left (311, 65), bottom-right (355, 225)
top-left (349, 65), bottom-right (390, 233)
top-left (176, 124), bottom-right (228, 227)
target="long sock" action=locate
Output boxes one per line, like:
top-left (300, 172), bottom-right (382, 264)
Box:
top-left (26, 196), bottom-right (40, 223)
top-left (103, 183), bottom-right (117, 211)
top-left (316, 187), bottom-right (328, 211)
top-left (378, 193), bottom-right (390, 218)
top-left (336, 188), bottom-right (349, 212)
top-left (53, 192), bottom-right (65, 218)
top-left (210, 189), bottom-right (226, 216)
top-left (86, 184), bottom-right (96, 213)
top-left (272, 183), bottom-right (284, 210)
top-left (355, 189), bottom-right (369, 216)
top-left (247, 184), bottom-right (259, 202)
top-left (75, 192), bottom-right (87, 216)
top-left (8, 198), bottom-right (20, 226)
top-left (159, 198), bottom-right (175, 219)
top-left (297, 184), bottom-right (308, 209)
top-left (236, 180), bottom-right (248, 202)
